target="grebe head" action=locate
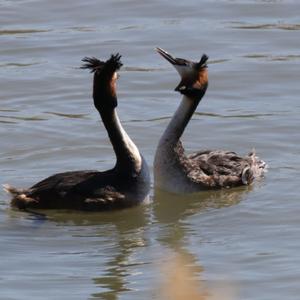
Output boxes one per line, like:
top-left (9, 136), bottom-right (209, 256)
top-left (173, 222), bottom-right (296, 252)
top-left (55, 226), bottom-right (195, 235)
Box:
top-left (81, 54), bottom-right (123, 110)
top-left (156, 47), bottom-right (208, 100)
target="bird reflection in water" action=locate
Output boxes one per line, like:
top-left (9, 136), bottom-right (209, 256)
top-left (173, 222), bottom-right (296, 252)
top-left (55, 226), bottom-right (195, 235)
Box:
top-left (154, 186), bottom-right (249, 300)
top-left (159, 253), bottom-right (236, 300)
top-left (27, 186), bottom-right (248, 299)
top-left (30, 205), bottom-right (150, 300)
top-left (154, 185), bottom-right (251, 240)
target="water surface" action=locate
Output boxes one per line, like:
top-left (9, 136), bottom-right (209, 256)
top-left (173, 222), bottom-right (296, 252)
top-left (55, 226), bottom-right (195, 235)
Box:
top-left (1, 0), bottom-right (300, 299)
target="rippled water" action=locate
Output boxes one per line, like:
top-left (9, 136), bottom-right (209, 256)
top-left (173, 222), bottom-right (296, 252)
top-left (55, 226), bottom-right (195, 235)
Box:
top-left (1, 0), bottom-right (300, 299)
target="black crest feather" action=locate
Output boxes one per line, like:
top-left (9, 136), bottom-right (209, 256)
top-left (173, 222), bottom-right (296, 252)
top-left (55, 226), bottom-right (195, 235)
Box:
top-left (81, 57), bottom-right (105, 73)
top-left (106, 53), bottom-right (123, 71)
top-left (196, 54), bottom-right (209, 69)
top-left (81, 53), bottom-right (123, 74)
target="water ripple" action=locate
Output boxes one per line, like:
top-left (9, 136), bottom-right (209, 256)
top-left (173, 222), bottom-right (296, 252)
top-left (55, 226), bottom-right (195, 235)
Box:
top-left (69, 26), bottom-right (95, 32)
top-left (44, 111), bottom-right (89, 119)
top-left (194, 112), bottom-right (275, 119)
top-left (120, 25), bottom-right (144, 31)
top-left (0, 109), bottom-right (18, 112)
top-left (0, 114), bottom-right (47, 122)
top-left (230, 22), bottom-right (300, 31)
top-left (123, 66), bottom-right (164, 72)
top-left (129, 116), bottom-right (171, 123)
top-left (130, 112), bottom-right (275, 123)
top-left (244, 54), bottom-right (300, 61)
top-left (209, 59), bottom-right (230, 64)
top-left (0, 62), bottom-right (41, 68)
top-left (0, 29), bottom-right (50, 35)
top-left (0, 119), bottom-right (16, 124)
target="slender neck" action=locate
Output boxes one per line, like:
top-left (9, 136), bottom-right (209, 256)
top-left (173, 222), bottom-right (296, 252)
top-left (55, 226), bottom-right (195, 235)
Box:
top-left (159, 95), bottom-right (200, 147)
top-left (99, 108), bottom-right (142, 173)
top-left (159, 82), bottom-right (208, 147)
top-left (92, 71), bottom-right (142, 174)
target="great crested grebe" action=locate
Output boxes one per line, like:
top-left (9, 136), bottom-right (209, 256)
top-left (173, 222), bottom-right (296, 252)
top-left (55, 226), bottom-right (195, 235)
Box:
top-left (4, 54), bottom-right (150, 210)
top-left (154, 47), bottom-right (266, 193)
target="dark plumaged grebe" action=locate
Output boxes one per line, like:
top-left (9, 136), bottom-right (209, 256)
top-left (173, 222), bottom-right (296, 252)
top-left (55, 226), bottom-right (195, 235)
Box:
top-left (154, 48), bottom-right (266, 193)
top-left (4, 54), bottom-right (150, 210)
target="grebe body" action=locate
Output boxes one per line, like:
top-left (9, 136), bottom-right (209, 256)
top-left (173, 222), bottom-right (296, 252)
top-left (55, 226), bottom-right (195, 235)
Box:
top-left (154, 48), bottom-right (266, 193)
top-left (4, 54), bottom-right (150, 210)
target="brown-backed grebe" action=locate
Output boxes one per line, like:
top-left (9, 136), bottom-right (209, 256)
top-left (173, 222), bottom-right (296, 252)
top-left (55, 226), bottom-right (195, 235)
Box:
top-left (154, 47), bottom-right (266, 193)
top-left (4, 54), bottom-right (150, 210)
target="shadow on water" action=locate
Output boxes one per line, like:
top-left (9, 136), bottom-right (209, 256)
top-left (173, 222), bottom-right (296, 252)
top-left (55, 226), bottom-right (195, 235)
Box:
top-left (42, 206), bottom-right (151, 300)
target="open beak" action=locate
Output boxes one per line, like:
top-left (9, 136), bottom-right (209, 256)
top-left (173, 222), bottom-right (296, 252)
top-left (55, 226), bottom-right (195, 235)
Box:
top-left (156, 47), bottom-right (193, 80)
top-left (155, 47), bottom-right (179, 66)
top-left (155, 48), bottom-right (209, 97)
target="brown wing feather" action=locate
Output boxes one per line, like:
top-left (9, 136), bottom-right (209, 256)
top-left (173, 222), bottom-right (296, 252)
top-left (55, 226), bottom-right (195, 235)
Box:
top-left (84, 187), bottom-right (125, 210)
top-left (186, 150), bottom-right (253, 188)
top-left (175, 141), bottom-right (265, 188)
top-left (188, 150), bottom-right (251, 177)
